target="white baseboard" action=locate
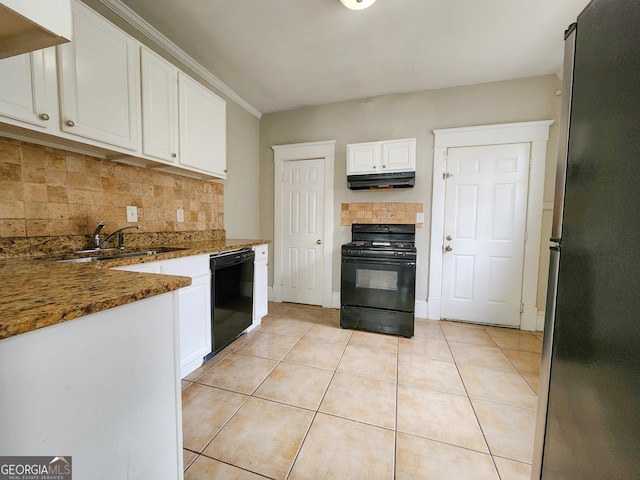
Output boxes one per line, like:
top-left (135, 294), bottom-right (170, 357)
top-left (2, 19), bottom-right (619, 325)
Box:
top-left (415, 300), bottom-right (428, 319)
top-left (331, 292), bottom-right (341, 309)
top-left (520, 304), bottom-right (538, 331)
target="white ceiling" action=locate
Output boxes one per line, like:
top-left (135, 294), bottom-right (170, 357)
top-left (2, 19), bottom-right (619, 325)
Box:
top-left (116, 0), bottom-right (590, 115)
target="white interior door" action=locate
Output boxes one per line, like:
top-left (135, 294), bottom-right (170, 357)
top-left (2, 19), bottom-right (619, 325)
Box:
top-left (441, 143), bottom-right (530, 326)
top-left (282, 158), bottom-right (325, 305)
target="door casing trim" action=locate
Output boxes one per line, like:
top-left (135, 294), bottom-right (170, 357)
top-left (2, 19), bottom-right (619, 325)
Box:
top-left (272, 140), bottom-right (335, 307)
top-left (429, 121), bottom-right (553, 329)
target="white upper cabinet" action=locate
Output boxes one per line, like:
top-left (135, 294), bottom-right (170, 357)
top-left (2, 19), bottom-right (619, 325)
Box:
top-left (0, 49), bottom-right (56, 129)
top-left (140, 47), bottom-right (178, 163)
top-left (347, 142), bottom-right (381, 174)
top-left (141, 47), bottom-right (227, 178)
top-left (347, 138), bottom-right (416, 175)
top-left (57, 0), bottom-right (139, 151)
top-left (0, 0), bottom-right (72, 60)
top-left (0, 0), bottom-right (227, 180)
top-left (178, 72), bottom-right (227, 178)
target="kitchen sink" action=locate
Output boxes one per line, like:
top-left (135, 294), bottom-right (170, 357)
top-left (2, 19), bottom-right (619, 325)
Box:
top-left (58, 247), bottom-right (187, 263)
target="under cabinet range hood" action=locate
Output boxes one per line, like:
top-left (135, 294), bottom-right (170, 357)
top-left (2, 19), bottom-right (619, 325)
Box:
top-left (347, 171), bottom-right (415, 190)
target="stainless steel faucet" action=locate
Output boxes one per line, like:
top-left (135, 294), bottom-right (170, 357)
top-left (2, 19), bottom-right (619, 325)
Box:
top-left (94, 220), bottom-right (106, 248)
top-left (94, 223), bottom-right (141, 249)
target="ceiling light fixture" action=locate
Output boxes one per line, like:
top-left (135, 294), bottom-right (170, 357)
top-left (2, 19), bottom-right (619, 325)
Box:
top-left (340, 0), bottom-right (376, 10)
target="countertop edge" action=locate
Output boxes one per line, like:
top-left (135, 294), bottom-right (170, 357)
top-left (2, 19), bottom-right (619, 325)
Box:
top-left (0, 239), bottom-right (270, 341)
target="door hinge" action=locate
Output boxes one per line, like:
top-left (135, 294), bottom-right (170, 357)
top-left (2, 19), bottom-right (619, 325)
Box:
top-left (524, 230), bottom-right (528, 242)
top-left (443, 172), bottom-right (452, 180)
top-left (520, 303), bottom-right (524, 313)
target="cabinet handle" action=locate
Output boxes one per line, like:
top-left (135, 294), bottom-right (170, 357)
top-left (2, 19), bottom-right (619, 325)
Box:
top-left (65, 120), bottom-right (75, 127)
top-left (171, 153), bottom-right (177, 158)
top-left (39, 113), bottom-right (50, 121)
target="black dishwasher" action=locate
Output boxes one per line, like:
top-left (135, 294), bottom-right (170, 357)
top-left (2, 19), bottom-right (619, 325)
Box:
top-left (205, 248), bottom-right (255, 361)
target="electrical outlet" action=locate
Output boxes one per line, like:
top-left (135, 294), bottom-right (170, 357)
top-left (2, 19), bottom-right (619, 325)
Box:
top-left (126, 206), bottom-right (138, 222)
top-left (177, 209), bottom-right (184, 223)
top-left (416, 212), bottom-right (425, 223)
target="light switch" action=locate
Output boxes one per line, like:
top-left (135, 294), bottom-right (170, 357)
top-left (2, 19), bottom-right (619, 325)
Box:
top-left (126, 206), bottom-right (138, 222)
top-left (416, 212), bottom-right (425, 223)
top-left (177, 209), bottom-right (184, 223)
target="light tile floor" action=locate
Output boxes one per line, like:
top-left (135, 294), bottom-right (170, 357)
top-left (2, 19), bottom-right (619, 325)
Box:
top-left (181, 302), bottom-right (542, 480)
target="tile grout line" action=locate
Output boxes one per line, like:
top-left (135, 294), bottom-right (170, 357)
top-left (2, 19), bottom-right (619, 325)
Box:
top-left (283, 321), bottom-right (353, 480)
top-left (440, 321), bottom-right (500, 477)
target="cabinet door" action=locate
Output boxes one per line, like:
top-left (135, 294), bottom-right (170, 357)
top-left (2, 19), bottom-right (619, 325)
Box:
top-left (347, 142), bottom-right (381, 175)
top-left (140, 47), bottom-right (178, 163)
top-left (382, 138), bottom-right (416, 172)
top-left (253, 244), bottom-right (268, 324)
top-left (0, 50), bottom-right (53, 128)
top-left (161, 255), bottom-right (212, 377)
top-left (57, 1), bottom-right (139, 150)
top-left (178, 72), bottom-right (226, 178)
top-left (174, 273), bottom-right (211, 377)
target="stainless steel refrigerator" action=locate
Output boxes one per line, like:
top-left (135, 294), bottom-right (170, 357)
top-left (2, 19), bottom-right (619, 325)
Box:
top-left (532, 0), bottom-right (640, 478)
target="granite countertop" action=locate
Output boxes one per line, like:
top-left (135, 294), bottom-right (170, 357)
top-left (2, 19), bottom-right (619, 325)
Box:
top-left (0, 238), bottom-right (269, 341)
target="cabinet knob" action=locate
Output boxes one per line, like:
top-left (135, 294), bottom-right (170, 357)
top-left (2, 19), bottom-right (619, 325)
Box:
top-left (65, 120), bottom-right (75, 127)
top-left (382, 164), bottom-right (386, 168)
top-left (39, 113), bottom-right (50, 121)
top-left (171, 153), bottom-right (177, 158)
top-left (373, 165), bottom-right (377, 169)
top-left (224, 169), bottom-right (227, 173)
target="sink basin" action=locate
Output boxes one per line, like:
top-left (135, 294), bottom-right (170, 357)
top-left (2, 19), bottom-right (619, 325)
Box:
top-left (58, 247), bottom-right (187, 263)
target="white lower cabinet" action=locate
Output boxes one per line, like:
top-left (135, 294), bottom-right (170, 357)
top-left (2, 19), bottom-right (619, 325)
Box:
top-left (252, 244), bottom-right (268, 327)
top-left (0, 293), bottom-right (184, 480)
top-left (114, 254), bottom-right (211, 378)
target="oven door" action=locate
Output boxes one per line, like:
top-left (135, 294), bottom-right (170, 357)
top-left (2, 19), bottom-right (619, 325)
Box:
top-left (341, 255), bottom-right (416, 312)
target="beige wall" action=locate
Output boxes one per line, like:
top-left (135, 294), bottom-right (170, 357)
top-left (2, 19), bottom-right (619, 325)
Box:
top-left (222, 100), bottom-right (261, 238)
top-left (259, 75), bottom-right (562, 312)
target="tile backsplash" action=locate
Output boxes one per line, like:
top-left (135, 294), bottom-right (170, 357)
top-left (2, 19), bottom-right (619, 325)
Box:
top-left (0, 137), bottom-right (224, 238)
top-left (341, 202), bottom-right (424, 227)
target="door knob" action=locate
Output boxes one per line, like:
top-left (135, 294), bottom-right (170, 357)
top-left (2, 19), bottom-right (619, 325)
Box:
top-left (446, 235), bottom-right (452, 241)
top-left (445, 245), bottom-right (453, 252)
top-left (316, 239), bottom-right (322, 245)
